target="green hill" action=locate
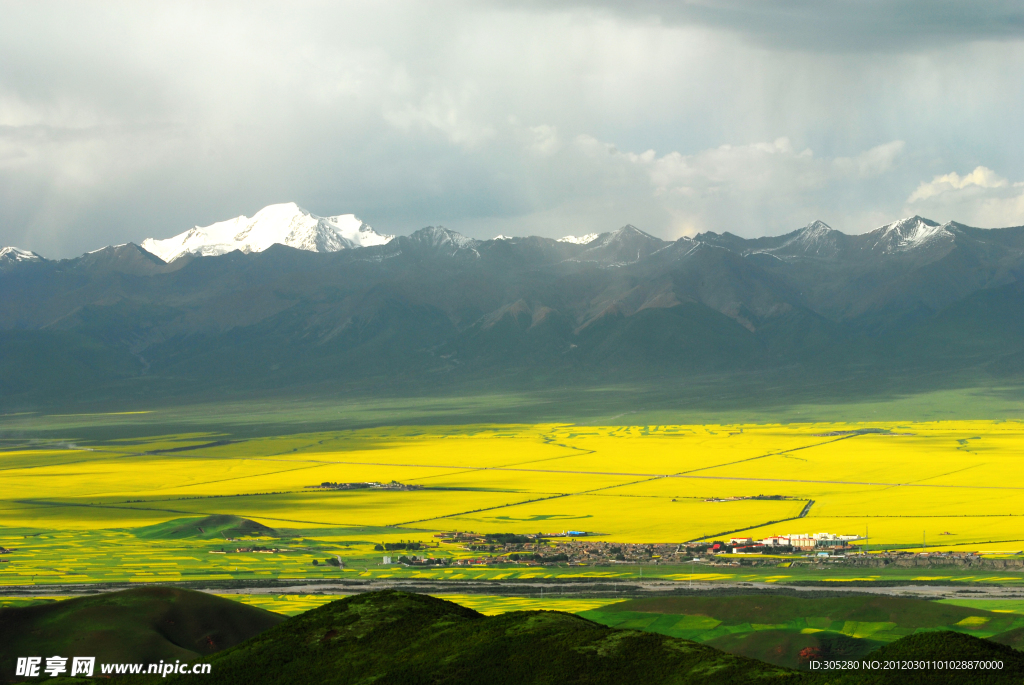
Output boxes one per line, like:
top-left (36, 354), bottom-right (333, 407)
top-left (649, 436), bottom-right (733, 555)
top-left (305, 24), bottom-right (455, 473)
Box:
top-left (599, 595), bottom-right (1009, 628)
top-left (8, 591), bottom-right (1022, 684)
top-left (0, 587), bottom-right (283, 681)
top-left (989, 626), bottom-right (1024, 650)
top-left (126, 590), bottom-right (798, 685)
top-left (134, 515), bottom-right (278, 540)
top-left (580, 594), bottom-right (1024, 670)
top-left (705, 629), bottom-right (882, 672)
top-left (810, 631), bottom-right (1024, 684)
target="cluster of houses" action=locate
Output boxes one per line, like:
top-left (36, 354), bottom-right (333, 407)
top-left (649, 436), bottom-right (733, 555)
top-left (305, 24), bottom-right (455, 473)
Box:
top-left (382, 554), bottom-right (451, 566)
top-left (714, 532), bottom-right (863, 553)
top-left (431, 530), bottom-right (596, 543)
top-left (208, 545), bottom-right (280, 554)
top-left (433, 531), bottom-right (491, 544)
top-left (307, 480), bottom-right (423, 491)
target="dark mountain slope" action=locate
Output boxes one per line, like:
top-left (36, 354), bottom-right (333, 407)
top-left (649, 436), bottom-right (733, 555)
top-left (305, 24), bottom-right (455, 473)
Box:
top-left (693, 218), bottom-right (1024, 326)
top-left (129, 590), bottom-right (797, 685)
top-left (0, 329), bottom-right (144, 401)
top-left (814, 631), bottom-right (1024, 684)
top-left (892, 280), bottom-right (1024, 371)
top-left (578, 302), bottom-right (760, 372)
top-left (0, 587), bottom-right (284, 681)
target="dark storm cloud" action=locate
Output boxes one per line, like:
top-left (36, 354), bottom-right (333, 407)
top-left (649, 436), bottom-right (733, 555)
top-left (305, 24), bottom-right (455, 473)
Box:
top-left (553, 0), bottom-right (1024, 50)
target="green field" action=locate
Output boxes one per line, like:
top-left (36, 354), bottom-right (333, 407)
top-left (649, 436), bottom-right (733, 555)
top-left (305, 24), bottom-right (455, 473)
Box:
top-left (4, 380), bottom-right (1024, 439)
top-left (580, 595), bottom-right (1024, 669)
top-left (938, 599), bottom-right (1024, 614)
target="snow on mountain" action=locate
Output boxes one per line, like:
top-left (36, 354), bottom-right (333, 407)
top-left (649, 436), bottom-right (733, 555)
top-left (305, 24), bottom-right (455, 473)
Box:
top-left (140, 203), bottom-right (393, 263)
top-left (574, 225), bottom-right (670, 265)
top-left (792, 220), bottom-right (837, 243)
top-left (584, 225), bottom-right (664, 249)
top-left (870, 216), bottom-right (953, 253)
top-left (87, 243), bottom-right (128, 254)
top-left (0, 246), bottom-right (43, 263)
top-left (494, 235), bottom-right (514, 241)
top-left (405, 226), bottom-right (479, 255)
top-left (409, 226), bottom-right (476, 249)
top-left (768, 220), bottom-right (844, 258)
top-left (557, 233), bottom-right (599, 245)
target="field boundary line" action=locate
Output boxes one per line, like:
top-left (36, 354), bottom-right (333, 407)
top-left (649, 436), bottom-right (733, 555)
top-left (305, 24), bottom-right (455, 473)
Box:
top-left (671, 433), bottom-right (863, 476)
top-left (686, 499), bottom-right (814, 543)
top-left (248, 458), bottom-right (1024, 491)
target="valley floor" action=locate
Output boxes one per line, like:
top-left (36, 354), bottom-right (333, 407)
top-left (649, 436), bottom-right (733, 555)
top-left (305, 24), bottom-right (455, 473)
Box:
top-left (3, 413), bottom-right (1024, 590)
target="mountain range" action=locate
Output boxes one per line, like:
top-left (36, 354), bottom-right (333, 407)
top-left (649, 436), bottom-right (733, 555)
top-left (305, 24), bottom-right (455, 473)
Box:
top-left (3, 204), bottom-right (1024, 409)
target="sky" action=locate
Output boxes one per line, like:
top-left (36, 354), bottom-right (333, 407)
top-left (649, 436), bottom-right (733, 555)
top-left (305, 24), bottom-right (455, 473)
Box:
top-left (2, 1), bottom-right (1024, 258)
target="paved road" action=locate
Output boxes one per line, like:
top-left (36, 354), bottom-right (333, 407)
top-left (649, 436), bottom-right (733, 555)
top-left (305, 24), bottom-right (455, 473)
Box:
top-left (5, 579), bottom-right (1024, 601)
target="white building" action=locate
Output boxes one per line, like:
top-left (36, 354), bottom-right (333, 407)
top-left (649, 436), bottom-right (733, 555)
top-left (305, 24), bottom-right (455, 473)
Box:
top-left (758, 532), bottom-right (864, 549)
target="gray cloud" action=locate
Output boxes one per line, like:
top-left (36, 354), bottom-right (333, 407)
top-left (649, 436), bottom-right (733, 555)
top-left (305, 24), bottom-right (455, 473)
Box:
top-left (548, 0), bottom-right (1024, 51)
top-left (1, 1), bottom-right (1023, 257)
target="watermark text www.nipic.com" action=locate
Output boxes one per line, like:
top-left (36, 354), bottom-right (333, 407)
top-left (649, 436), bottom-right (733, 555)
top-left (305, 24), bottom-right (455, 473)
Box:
top-left (809, 659), bottom-right (1004, 671)
top-left (16, 656), bottom-right (212, 677)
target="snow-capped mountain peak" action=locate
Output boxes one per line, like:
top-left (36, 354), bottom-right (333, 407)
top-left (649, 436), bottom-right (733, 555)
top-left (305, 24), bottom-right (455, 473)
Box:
top-left (802, 219), bottom-right (834, 234)
top-left (408, 225), bottom-right (477, 250)
top-left (140, 202), bottom-right (393, 263)
top-left (0, 246), bottom-right (43, 263)
top-left (324, 212), bottom-right (393, 248)
top-left (871, 216), bottom-right (952, 253)
top-left (557, 233), bottom-right (599, 245)
top-left (586, 225), bottom-right (663, 249)
top-left (775, 220), bottom-right (843, 257)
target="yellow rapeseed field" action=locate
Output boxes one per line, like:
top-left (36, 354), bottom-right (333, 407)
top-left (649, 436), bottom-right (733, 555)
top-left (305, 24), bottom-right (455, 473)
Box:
top-left (3, 420), bottom-right (1024, 567)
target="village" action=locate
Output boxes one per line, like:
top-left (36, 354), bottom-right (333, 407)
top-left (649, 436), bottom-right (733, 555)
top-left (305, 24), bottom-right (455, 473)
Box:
top-left (306, 480), bottom-right (424, 491)
top-left (182, 528), bottom-right (991, 570)
top-left (373, 530), bottom-right (881, 567)
top-left (208, 545), bottom-right (282, 554)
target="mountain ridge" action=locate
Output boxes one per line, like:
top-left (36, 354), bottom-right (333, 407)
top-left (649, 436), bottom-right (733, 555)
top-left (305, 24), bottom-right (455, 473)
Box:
top-left (6, 206), bottom-right (1023, 266)
top-left (5, 209), bottom-right (1024, 408)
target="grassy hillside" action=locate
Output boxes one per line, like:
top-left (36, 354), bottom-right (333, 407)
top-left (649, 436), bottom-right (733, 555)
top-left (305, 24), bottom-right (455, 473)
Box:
top-left (580, 595), bottom-right (1024, 670)
top-left (126, 590), bottom-right (798, 685)
top-left (601, 595), bottom-right (1009, 628)
top-left (6, 590), bottom-right (1023, 684)
top-left (812, 631), bottom-right (1024, 684)
top-left (134, 515), bottom-right (278, 540)
top-left (710, 629), bottom-right (882, 672)
top-left (0, 587), bottom-right (283, 681)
